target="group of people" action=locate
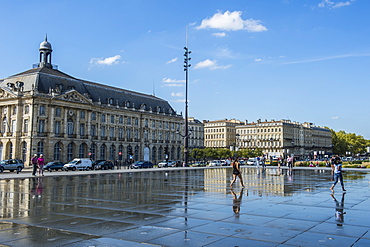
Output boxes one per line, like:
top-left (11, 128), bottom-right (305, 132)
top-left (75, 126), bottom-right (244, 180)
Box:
top-left (31, 154), bottom-right (45, 176)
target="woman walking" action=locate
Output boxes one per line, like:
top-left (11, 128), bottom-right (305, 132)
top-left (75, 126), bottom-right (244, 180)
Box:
top-left (230, 158), bottom-right (245, 187)
top-left (37, 154), bottom-right (45, 176)
top-left (330, 155), bottom-right (346, 192)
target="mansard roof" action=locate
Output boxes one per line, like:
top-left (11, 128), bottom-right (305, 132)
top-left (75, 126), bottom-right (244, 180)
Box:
top-left (0, 66), bottom-right (178, 115)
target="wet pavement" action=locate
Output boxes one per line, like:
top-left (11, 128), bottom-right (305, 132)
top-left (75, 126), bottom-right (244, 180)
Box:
top-left (0, 166), bottom-right (369, 246)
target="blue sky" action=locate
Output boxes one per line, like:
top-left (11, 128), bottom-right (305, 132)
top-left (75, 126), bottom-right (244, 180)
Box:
top-left (1, 0), bottom-right (369, 139)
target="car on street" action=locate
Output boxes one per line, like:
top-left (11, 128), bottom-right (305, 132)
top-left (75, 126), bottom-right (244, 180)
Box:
top-left (158, 160), bottom-right (176, 168)
top-left (63, 158), bottom-right (93, 171)
top-left (0, 159), bottom-right (24, 173)
top-left (0, 164), bottom-right (4, 173)
top-left (92, 160), bottom-right (105, 169)
top-left (94, 160), bottom-right (115, 170)
top-left (247, 158), bottom-right (256, 165)
top-left (44, 161), bottom-right (65, 172)
top-left (191, 161), bottom-right (207, 167)
top-left (208, 160), bottom-right (223, 166)
top-left (130, 161), bottom-right (154, 169)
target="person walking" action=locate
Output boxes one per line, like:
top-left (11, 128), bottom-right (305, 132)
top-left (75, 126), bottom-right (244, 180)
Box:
top-left (37, 154), bottom-right (45, 176)
top-left (31, 154), bottom-right (38, 176)
top-left (330, 155), bottom-right (346, 192)
top-left (230, 158), bottom-right (245, 187)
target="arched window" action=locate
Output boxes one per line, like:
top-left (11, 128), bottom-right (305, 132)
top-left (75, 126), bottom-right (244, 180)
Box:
top-left (67, 143), bottom-right (74, 161)
top-left (134, 145), bottom-right (139, 161)
top-left (158, 146), bottom-right (163, 161)
top-left (79, 143), bottom-right (86, 158)
top-left (21, 142), bottom-right (27, 163)
top-left (118, 145), bottom-right (123, 161)
top-left (90, 144), bottom-right (96, 160)
top-left (109, 145), bottom-right (115, 160)
top-left (100, 144), bottom-right (106, 160)
top-left (152, 147), bottom-right (157, 163)
top-left (37, 142), bottom-right (44, 156)
top-left (54, 142), bottom-right (61, 161)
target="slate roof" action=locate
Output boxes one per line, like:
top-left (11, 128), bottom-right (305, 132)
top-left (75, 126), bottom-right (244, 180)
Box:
top-left (0, 67), bottom-right (178, 115)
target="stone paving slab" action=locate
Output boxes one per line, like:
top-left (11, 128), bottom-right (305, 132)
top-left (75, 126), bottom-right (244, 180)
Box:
top-left (0, 166), bottom-right (368, 246)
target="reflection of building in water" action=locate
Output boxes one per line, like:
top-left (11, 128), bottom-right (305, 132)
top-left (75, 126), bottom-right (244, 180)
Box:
top-left (0, 179), bottom-right (30, 218)
top-left (204, 168), bottom-right (229, 192)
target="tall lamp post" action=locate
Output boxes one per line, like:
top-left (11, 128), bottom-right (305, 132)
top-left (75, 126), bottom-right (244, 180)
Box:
top-left (183, 44), bottom-right (191, 167)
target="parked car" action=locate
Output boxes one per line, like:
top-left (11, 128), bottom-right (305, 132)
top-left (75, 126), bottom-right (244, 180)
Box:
top-left (131, 161), bottom-right (154, 169)
top-left (94, 161), bottom-right (114, 170)
top-left (158, 160), bottom-right (176, 168)
top-left (0, 164), bottom-right (4, 173)
top-left (247, 158), bottom-right (256, 165)
top-left (191, 161), bottom-right (206, 167)
top-left (208, 160), bottom-right (223, 166)
top-left (44, 161), bottom-right (65, 172)
top-left (63, 158), bottom-right (92, 171)
top-left (0, 159), bottom-right (24, 173)
top-left (92, 160), bottom-right (105, 169)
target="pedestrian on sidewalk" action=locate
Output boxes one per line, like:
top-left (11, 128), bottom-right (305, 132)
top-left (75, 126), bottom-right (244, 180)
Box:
top-left (31, 154), bottom-right (38, 176)
top-left (37, 154), bottom-right (45, 176)
top-left (330, 155), bottom-right (346, 192)
top-left (230, 158), bottom-right (245, 187)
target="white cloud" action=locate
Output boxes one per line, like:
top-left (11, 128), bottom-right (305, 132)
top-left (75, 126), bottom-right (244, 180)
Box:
top-left (254, 58), bottom-right (262, 62)
top-left (162, 78), bottom-right (185, 83)
top-left (166, 57), bottom-right (178, 64)
top-left (331, 116), bottom-right (340, 119)
top-left (194, 59), bottom-right (232, 70)
top-left (161, 78), bottom-right (185, 87)
top-left (283, 53), bottom-right (370, 65)
top-left (90, 55), bottom-right (121, 66)
top-left (212, 32), bottom-right (226, 37)
top-left (196, 11), bottom-right (267, 32)
top-left (318, 0), bottom-right (355, 8)
top-left (171, 92), bottom-right (184, 97)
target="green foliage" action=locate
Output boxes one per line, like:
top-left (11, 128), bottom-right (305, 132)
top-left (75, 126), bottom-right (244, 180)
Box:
top-left (189, 147), bottom-right (263, 160)
top-left (328, 128), bottom-right (370, 156)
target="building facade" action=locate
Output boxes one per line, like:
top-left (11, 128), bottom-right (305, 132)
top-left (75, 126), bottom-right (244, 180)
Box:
top-left (236, 119), bottom-right (332, 159)
top-left (203, 119), bottom-right (244, 149)
top-left (187, 117), bottom-right (204, 149)
top-left (0, 38), bottom-right (183, 165)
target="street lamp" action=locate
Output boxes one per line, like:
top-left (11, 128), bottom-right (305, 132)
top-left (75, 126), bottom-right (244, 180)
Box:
top-left (183, 41), bottom-right (191, 167)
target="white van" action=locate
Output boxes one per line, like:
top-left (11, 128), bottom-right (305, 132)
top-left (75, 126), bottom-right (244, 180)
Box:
top-left (63, 158), bottom-right (92, 171)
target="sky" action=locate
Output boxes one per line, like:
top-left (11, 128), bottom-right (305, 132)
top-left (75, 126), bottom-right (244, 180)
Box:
top-left (0, 0), bottom-right (369, 139)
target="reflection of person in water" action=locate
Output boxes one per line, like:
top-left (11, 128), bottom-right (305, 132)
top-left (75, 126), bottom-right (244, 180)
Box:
top-left (331, 193), bottom-right (346, 226)
top-left (230, 188), bottom-right (245, 214)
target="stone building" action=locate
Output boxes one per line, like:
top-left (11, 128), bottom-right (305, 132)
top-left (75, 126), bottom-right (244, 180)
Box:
top-left (203, 119), bottom-right (245, 149)
top-left (0, 38), bottom-right (183, 165)
top-left (236, 119), bottom-right (332, 159)
top-left (187, 117), bottom-right (204, 149)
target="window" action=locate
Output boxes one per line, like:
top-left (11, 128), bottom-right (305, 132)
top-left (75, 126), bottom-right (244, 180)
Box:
top-left (100, 145), bottom-right (106, 160)
top-left (24, 105), bottom-right (29, 114)
top-left (80, 111), bottom-right (85, 119)
top-left (118, 128), bottom-right (124, 139)
top-left (134, 118), bottom-right (139, 126)
top-left (152, 120), bottom-right (155, 128)
top-left (127, 128), bottom-right (131, 139)
top-left (54, 121), bottom-right (61, 134)
top-left (54, 142), bottom-right (61, 161)
top-left (12, 106), bottom-right (17, 115)
top-left (67, 143), bottom-right (73, 161)
top-left (79, 123), bottom-right (85, 136)
top-left (100, 126), bottom-right (106, 137)
top-left (159, 121), bottom-right (162, 128)
top-left (101, 114), bottom-right (106, 122)
top-left (55, 107), bottom-right (61, 117)
top-left (38, 120), bottom-right (45, 133)
top-left (91, 125), bottom-right (96, 136)
top-left (110, 115), bottom-right (115, 124)
top-left (145, 119), bottom-right (148, 127)
top-left (23, 119), bottom-right (29, 133)
top-left (67, 119), bottom-right (74, 135)
top-left (91, 112), bottom-right (96, 120)
top-left (37, 142), bottom-right (44, 156)
top-left (108, 98), bottom-right (114, 105)
top-left (90, 144), bottom-right (96, 160)
top-left (2, 118), bottom-right (7, 133)
top-left (79, 144), bottom-right (85, 158)
top-left (11, 120), bottom-right (16, 133)
top-left (39, 105), bottom-right (46, 115)
top-left (127, 117), bottom-right (131, 125)
top-left (109, 127), bottom-right (115, 138)
top-left (119, 116), bottom-right (123, 124)
top-left (109, 145), bottom-right (115, 160)
top-left (134, 129), bottom-right (138, 139)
